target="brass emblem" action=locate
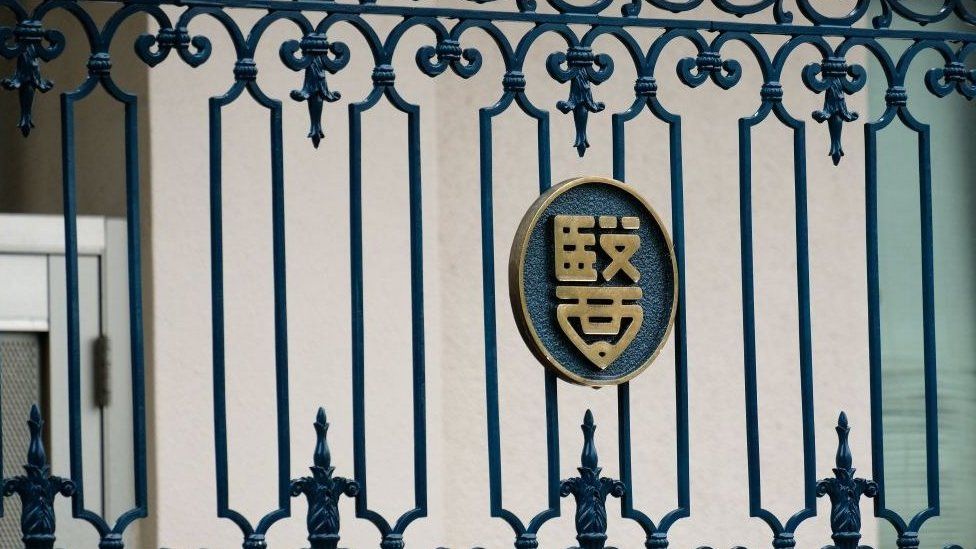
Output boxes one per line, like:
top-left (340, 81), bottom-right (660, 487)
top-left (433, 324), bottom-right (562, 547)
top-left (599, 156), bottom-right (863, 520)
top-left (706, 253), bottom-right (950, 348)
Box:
top-left (554, 214), bottom-right (643, 368)
top-left (510, 176), bottom-right (677, 386)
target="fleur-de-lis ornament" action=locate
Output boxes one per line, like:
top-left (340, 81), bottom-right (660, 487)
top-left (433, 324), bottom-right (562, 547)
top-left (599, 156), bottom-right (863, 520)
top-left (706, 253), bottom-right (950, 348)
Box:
top-left (291, 408), bottom-right (359, 549)
top-left (803, 57), bottom-right (866, 166)
top-left (280, 33), bottom-right (350, 148)
top-left (547, 46), bottom-right (614, 157)
top-left (0, 21), bottom-right (65, 136)
top-left (561, 410), bottom-right (625, 549)
top-left (925, 58), bottom-right (976, 101)
top-left (416, 37), bottom-right (482, 79)
top-left (2, 405), bottom-right (75, 549)
top-left (816, 412), bottom-right (877, 549)
top-left (676, 49), bottom-right (742, 90)
top-left (134, 25), bottom-right (212, 68)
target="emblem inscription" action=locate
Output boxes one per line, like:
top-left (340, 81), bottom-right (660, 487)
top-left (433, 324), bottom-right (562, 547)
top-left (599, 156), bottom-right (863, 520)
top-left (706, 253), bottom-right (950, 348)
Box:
top-left (510, 176), bottom-right (677, 386)
top-left (554, 215), bottom-right (643, 369)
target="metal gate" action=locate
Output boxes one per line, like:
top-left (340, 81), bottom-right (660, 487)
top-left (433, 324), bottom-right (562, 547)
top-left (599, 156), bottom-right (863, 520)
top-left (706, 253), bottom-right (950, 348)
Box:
top-left (0, 0), bottom-right (974, 547)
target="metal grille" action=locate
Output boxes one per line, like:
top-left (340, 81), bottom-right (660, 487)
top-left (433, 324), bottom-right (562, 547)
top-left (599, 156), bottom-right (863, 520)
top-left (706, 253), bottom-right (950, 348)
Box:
top-left (0, 0), bottom-right (975, 547)
top-left (0, 333), bottom-right (42, 547)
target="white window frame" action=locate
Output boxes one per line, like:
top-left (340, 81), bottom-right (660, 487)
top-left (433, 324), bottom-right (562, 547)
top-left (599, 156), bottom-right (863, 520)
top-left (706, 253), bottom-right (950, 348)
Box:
top-left (0, 213), bottom-right (137, 544)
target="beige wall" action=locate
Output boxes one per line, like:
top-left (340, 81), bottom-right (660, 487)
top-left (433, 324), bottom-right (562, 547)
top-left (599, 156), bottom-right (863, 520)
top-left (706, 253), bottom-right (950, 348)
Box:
top-left (3, 4), bottom-right (972, 548)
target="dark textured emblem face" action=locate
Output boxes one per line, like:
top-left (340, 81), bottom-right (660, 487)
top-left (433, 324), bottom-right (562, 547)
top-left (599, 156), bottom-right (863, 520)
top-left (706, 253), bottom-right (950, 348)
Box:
top-left (509, 176), bottom-right (677, 386)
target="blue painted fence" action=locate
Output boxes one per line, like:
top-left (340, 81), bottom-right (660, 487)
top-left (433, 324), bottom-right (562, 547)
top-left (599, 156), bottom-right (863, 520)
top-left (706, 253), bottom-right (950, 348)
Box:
top-left (1, 0), bottom-right (973, 547)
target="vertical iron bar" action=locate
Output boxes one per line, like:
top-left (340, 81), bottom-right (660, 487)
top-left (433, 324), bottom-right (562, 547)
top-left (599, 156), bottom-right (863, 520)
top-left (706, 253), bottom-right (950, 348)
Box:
top-left (543, 370), bottom-right (559, 512)
top-left (269, 101), bottom-right (292, 515)
top-left (537, 103), bottom-right (557, 523)
top-left (611, 98), bottom-right (691, 542)
top-left (123, 90), bottom-right (148, 515)
top-left (790, 107), bottom-right (816, 516)
top-left (347, 83), bottom-right (429, 542)
top-left (348, 100), bottom-right (370, 522)
top-left (670, 114), bottom-right (690, 520)
top-left (916, 123), bottom-right (939, 519)
top-left (481, 90), bottom-right (561, 543)
top-left (864, 106), bottom-right (940, 543)
top-left (523, 96), bottom-right (560, 537)
top-left (406, 103), bottom-right (428, 518)
top-left (209, 95), bottom-right (232, 521)
top-left (56, 60), bottom-right (147, 543)
top-left (61, 90), bottom-right (86, 518)
top-left (208, 79), bottom-right (291, 543)
top-left (737, 101), bottom-right (819, 540)
top-left (864, 120), bottom-right (890, 520)
top-left (536, 105), bottom-right (551, 192)
top-left (738, 115), bottom-right (764, 522)
top-left (479, 105), bottom-right (505, 522)
top-left (60, 75), bottom-right (116, 539)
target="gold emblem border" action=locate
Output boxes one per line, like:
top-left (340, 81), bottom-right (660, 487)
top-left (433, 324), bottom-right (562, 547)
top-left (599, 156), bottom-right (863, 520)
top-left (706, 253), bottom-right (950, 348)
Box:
top-left (508, 176), bottom-right (679, 387)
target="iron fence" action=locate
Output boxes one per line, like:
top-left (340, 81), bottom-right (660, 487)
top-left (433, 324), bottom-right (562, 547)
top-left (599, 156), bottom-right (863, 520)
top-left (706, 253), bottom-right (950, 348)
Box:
top-left (1, 0), bottom-right (975, 547)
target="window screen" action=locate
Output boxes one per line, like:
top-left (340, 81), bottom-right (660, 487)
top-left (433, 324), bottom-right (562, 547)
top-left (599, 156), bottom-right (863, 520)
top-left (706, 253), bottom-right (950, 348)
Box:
top-left (0, 332), bottom-right (43, 546)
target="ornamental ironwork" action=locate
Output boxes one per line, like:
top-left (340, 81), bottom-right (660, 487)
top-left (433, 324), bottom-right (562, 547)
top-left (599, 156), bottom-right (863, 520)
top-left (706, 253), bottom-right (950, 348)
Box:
top-left (291, 408), bottom-right (359, 549)
top-left (1, 406), bottom-right (75, 549)
top-left (560, 410), bottom-right (625, 549)
top-left (0, 0), bottom-right (972, 547)
top-left (816, 412), bottom-right (877, 549)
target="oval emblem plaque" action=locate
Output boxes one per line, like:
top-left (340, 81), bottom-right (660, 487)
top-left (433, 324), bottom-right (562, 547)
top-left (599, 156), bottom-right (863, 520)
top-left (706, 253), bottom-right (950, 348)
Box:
top-left (509, 176), bottom-right (677, 386)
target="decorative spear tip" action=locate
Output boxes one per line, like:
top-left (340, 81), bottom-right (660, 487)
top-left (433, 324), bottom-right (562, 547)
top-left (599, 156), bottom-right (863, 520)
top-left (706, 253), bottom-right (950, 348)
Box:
top-left (580, 410), bottom-right (598, 470)
top-left (309, 126), bottom-right (324, 148)
top-left (28, 404), bottom-right (43, 432)
top-left (313, 407), bottom-right (332, 470)
top-left (26, 403), bottom-right (47, 468)
top-left (834, 410), bottom-right (853, 471)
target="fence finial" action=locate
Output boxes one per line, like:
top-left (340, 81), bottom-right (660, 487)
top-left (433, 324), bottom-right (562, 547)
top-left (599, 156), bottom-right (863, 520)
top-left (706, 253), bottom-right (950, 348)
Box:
top-left (816, 412), bottom-right (877, 549)
top-left (2, 404), bottom-right (75, 549)
top-left (291, 407), bottom-right (359, 549)
top-left (560, 410), bottom-right (625, 549)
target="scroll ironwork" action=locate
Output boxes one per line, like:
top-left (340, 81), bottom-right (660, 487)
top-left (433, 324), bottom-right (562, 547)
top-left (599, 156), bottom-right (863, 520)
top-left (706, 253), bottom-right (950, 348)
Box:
top-left (0, 0), bottom-right (971, 546)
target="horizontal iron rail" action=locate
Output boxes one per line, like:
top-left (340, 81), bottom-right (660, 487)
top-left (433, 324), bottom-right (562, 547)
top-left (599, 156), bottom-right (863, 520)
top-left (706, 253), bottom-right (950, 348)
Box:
top-left (78, 0), bottom-right (976, 43)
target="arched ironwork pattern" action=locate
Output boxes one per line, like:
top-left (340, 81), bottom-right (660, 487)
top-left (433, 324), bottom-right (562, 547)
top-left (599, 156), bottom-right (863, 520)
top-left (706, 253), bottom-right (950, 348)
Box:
top-left (0, 0), bottom-right (973, 547)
